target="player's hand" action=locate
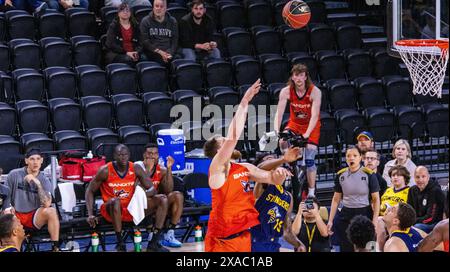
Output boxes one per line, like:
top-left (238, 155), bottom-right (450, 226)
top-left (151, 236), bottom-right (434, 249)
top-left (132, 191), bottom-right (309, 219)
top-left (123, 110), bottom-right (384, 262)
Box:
top-left (87, 215), bottom-right (98, 228)
top-left (271, 167), bottom-right (292, 185)
top-left (298, 202), bottom-right (306, 212)
top-left (327, 222), bottom-right (334, 235)
top-left (283, 147), bottom-right (302, 163)
top-left (296, 243), bottom-right (306, 252)
top-left (25, 174), bottom-right (40, 186)
top-left (5, 0), bottom-right (14, 6)
top-left (2, 207), bottom-right (15, 215)
top-left (241, 79), bottom-right (261, 105)
top-left (166, 156), bottom-right (174, 169)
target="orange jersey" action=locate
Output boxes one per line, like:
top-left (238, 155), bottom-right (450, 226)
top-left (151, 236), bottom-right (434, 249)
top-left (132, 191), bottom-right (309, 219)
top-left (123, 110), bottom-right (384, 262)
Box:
top-left (207, 163), bottom-right (260, 238)
top-left (100, 162), bottom-right (136, 206)
top-left (150, 164), bottom-right (162, 191)
top-left (286, 84), bottom-right (321, 145)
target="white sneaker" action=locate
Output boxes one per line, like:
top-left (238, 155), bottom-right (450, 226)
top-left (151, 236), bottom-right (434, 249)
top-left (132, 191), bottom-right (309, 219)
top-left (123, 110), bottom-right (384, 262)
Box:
top-left (160, 229), bottom-right (182, 248)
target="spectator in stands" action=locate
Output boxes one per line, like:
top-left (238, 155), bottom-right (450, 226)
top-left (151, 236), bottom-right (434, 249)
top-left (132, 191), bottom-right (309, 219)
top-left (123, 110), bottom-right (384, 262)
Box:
top-left (0, 181), bottom-right (9, 214)
top-left (407, 166), bottom-right (445, 233)
top-left (376, 165), bottom-right (411, 251)
top-left (356, 131), bottom-right (387, 173)
top-left (3, 149), bottom-right (61, 251)
top-left (327, 147), bottom-right (380, 252)
top-left (45, 0), bottom-right (89, 11)
top-left (292, 196), bottom-right (330, 252)
top-left (140, 0), bottom-right (178, 65)
top-left (0, 214), bottom-right (25, 252)
top-left (346, 215), bottom-right (376, 252)
top-left (383, 202), bottom-right (426, 252)
top-left (250, 149), bottom-right (306, 252)
top-left (362, 149), bottom-right (387, 196)
top-left (85, 144), bottom-right (170, 252)
top-left (135, 143), bottom-right (184, 248)
top-left (0, 0), bottom-right (47, 14)
top-left (105, 0), bottom-right (151, 8)
top-left (417, 192), bottom-right (448, 252)
top-left (383, 139), bottom-right (417, 187)
top-left (105, 3), bottom-right (144, 66)
top-left (178, 0), bottom-right (220, 61)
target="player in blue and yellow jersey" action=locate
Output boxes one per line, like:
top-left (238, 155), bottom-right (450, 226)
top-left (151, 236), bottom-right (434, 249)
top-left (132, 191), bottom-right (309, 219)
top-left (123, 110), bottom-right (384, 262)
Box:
top-left (251, 148), bottom-right (305, 252)
top-left (0, 214), bottom-right (25, 252)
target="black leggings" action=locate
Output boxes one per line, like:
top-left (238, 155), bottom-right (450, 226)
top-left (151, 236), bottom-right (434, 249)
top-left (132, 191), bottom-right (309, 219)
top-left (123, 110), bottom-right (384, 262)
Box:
top-left (333, 206), bottom-right (373, 252)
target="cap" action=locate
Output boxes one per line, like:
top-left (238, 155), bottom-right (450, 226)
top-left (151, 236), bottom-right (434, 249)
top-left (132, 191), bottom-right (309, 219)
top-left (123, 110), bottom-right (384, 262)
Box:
top-left (356, 131), bottom-right (373, 141)
top-left (25, 148), bottom-right (42, 158)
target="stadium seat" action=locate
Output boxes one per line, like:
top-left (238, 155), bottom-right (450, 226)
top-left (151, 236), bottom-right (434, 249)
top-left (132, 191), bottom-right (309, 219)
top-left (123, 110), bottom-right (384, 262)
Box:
top-left (12, 68), bottom-right (44, 101)
top-left (143, 92), bottom-right (174, 125)
top-left (40, 37), bottom-right (72, 68)
top-left (335, 23), bottom-right (362, 50)
top-left (272, 0), bottom-right (289, 26)
top-left (223, 27), bottom-right (252, 57)
top-left (382, 75), bottom-right (413, 108)
top-left (5, 10), bottom-right (35, 40)
top-left (172, 89), bottom-right (202, 114)
top-left (111, 94), bottom-right (144, 127)
top-left (0, 43), bottom-right (10, 72)
top-left (327, 79), bottom-right (357, 111)
top-left (38, 10), bottom-right (66, 39)
top-left (171, 60), bottom-right (203, 93)
top-left (287, 52), bottom-right (319, 81)
top-left (149, 122), bottom-right (172, 141)
top-left (247, 2), bottom-right (272, 27)
top-left (16, 100), bottom-right (49, 134)
top-left (204, 59), bottom-right (233, 88)
top-left (86, 128), bottom-right (119, 160)
top-left (80, 96), bottom-right (113, 129)
top-left (363, 107), bottom-right (395, 142)
top-left (118, 125), bottom-right (151, 162)
top-left (53, 130), bottom-right (87, 151)
top-left (9, 39), bottom-right (40, 70)
top-left (100, 6), bottom-right (117, 33)
top-left (319, 111), bottom-right (337, 147)
top-left (209, 86), bottom-right (239, 115)
top-left (306, 0), bottom-right (327, 23)
top-left (75, 65), bottom-right (107, 97)
top-left (43, 67), bottom-right (77, 99)
top-left (136, 61), bottom-right (168, 93)
top-left (422, 103), bottom-right (449, 138)
top-left (0, 13), bottom-right (5, 42)
top-left (316, 51), bottom-right (346, 82)
top-left (0, 102), bottom-right (16, 135)
top-left (0, 71), bottom-right (13, 103)
top-left (259, 54), bottom-right (289, 84)
top-left (71, 35), bottom-right (101, 66)
top-left (344, 49), bottom-right (373, 80)
top-left (267, 82), bottom-right (286, 106)
top-left (370, 47), bottom-right (400, 78)
top-left (252, 26), bottom-right (282, 55)
top-left (167, 6), bottom-right (189, 22)
top-left (183, 121), bottom-right (205, 151)
top-left (20, 133), bottom-right (54, 153)
top-left (48, 98), bottom-right (81, 131)
top-left (219, 3), bottom-right (246, 29)
top-left (414, 93), bottom-right (439, 107)
top-left (281, 26), bottom-right (309, 54)
top-left (0, 135), bottom-right (21, 173)
top-left (309, 23), bottom-right (335, 52)
top-left (231, 55), bottom-right (260, 86)
top-left (106, 63), bottom-right (138, 95)
top-left (353, 76), bottom-right (385, 109)
top-left (133, 5), bottom-right (152, 23)
top-left (238, 84), bottom-right (270, 111)
top-left (394, 105), bottom-right (425, 139)
top-left (65, 8), bottom-right (97, 37)
top-left (334, 109), bottom-right (365, 144)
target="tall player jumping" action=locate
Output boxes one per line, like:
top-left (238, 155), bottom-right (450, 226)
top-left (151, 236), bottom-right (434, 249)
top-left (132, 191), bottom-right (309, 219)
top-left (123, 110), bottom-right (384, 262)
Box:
top-left (203, 79), bottom-right (292, 252)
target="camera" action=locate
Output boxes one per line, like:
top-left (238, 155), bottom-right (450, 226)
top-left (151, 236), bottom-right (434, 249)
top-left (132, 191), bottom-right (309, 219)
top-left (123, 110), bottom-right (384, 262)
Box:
top-left (279, 131), bottom-right (308, 148)
top-left (305, 199), bottom-right (314, 210)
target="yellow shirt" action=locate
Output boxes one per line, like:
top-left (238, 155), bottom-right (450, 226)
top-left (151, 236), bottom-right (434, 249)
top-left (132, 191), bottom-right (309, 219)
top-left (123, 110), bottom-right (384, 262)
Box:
top-left (379, 186), bottom-right (409, 215)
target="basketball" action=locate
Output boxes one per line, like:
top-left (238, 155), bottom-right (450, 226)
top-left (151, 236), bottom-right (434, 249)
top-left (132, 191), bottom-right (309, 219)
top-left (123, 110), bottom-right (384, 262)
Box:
top-left (282, 0), bottom-right (311, 29)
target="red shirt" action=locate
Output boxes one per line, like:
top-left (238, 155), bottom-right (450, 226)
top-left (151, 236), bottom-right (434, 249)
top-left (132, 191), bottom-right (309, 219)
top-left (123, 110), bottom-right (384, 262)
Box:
top-left (206, 163), bottom-right (260, 238)
top-left (100, 162), bottom-right (136, 206)
top-left (120, 25), bottom-right (134, 52)
top-left (286, 84), bottom-right (321, 145)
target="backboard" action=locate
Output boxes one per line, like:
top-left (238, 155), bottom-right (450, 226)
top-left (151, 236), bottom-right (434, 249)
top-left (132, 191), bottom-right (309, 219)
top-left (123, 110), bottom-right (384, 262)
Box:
top-left (387, 0), bottom-right (449, 57)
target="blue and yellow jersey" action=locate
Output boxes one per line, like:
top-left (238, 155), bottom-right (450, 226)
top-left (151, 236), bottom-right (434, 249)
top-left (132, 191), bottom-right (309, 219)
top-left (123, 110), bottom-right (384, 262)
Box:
top-left (391, 227), bottom-right (422, 252)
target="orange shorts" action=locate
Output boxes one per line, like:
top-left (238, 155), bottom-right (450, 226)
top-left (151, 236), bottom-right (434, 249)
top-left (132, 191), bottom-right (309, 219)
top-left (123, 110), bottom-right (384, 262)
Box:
top-left (16, 209), bottom-right (39, 230)
top-left (204, 231), bottom-right (251, 252)
top-left (100, 203), bottom-right (133, 223)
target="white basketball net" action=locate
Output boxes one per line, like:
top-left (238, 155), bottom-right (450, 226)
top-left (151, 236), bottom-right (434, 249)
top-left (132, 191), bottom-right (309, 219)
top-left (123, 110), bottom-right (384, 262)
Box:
top-left (395, 40), bottom-right (449, 98)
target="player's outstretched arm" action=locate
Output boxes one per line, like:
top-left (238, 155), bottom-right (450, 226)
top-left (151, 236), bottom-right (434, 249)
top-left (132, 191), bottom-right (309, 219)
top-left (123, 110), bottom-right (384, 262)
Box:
top-left (242, 163), bottom-right (292, 185)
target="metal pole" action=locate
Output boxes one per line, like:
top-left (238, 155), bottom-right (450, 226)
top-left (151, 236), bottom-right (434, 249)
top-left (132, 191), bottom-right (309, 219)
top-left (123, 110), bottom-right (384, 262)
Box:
top-left (50, 155), bottom-right (57, 194)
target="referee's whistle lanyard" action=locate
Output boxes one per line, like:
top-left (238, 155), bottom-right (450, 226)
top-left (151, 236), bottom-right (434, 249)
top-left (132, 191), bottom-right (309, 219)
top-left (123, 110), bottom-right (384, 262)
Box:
top-left (304, 220), bottom-right (316, 253)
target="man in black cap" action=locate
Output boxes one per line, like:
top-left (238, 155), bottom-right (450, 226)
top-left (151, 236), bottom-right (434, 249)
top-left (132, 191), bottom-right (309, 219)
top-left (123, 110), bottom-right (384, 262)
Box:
top-left (356, 131), bottom-right (387, 174)
top-left (3, 148), bottom-right (61, 251)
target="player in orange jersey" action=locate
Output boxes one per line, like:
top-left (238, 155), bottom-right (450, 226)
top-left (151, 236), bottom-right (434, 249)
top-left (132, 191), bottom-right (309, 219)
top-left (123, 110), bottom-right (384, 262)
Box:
top-left (203, 79), bottom-right (293, 252)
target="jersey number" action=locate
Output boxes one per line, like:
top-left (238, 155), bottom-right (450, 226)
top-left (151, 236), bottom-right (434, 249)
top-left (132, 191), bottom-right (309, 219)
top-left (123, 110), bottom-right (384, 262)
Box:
top-left (274, 219), bottom-right (283, 233)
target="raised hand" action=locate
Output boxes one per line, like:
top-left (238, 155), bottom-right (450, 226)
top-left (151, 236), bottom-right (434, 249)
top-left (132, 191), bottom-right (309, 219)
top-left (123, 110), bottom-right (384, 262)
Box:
top-left (283, 147), bottom-right (302, 163)
top-left (166, 156), bottom-right (174, 169)
top-left (241, 79), bottom-right (261, 105)
top-left (271, 167), bottom-right (292, 185)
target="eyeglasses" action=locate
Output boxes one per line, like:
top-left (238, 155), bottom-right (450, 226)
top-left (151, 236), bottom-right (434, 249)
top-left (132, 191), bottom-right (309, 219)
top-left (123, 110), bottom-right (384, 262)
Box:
top-left (119, 8), bottom-right (131, 12)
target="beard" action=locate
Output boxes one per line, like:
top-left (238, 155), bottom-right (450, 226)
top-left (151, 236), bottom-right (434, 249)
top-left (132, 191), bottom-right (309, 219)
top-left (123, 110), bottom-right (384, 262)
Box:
top-left (231, 149), bottom-right (242, 160)
top-left (193, 14), bottom-right (203, 20)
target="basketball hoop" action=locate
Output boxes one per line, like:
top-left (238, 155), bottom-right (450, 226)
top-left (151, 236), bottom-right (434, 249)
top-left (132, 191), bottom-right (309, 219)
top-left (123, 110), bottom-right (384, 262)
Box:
top-left (394, 39), bottom-right (449, 98)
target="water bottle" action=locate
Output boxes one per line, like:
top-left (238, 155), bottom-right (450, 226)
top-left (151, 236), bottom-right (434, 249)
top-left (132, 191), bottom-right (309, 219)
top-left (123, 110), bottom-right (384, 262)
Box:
top-left (91, 232), bottom-right (99, 252)
top-left (86, 150), bottom-right (93, 159)
top-left (194, 225), bottom-right (203, 242)
top-left (134, 231), bottom-right (142, 252)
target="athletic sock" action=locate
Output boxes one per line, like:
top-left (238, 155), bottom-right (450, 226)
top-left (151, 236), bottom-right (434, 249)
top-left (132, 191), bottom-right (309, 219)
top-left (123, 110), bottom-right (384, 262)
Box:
top-left (168, 223), bottom-right (177, 230)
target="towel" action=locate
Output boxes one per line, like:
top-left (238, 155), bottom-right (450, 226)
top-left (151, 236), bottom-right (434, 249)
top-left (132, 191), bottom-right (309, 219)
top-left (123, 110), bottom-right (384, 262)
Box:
top-left (127, 186), bottom-right (148, 225)
top-left (58, 182), bottom-right (76, 213)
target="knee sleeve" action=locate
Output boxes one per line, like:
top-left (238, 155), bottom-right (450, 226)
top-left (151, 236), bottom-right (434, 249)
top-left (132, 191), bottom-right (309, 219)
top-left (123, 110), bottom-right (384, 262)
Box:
top-left (305, 148), bottom-right (317, 171)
